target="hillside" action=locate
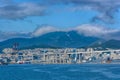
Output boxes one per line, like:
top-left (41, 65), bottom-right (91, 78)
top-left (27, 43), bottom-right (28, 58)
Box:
top-left (0, 31), bottom-right (99, 51)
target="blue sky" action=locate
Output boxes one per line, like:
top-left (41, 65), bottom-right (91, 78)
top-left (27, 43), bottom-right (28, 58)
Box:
top-left (0, 9), bottom-right (99, 32)
top-left (0, 0), bottom-right (120, 40)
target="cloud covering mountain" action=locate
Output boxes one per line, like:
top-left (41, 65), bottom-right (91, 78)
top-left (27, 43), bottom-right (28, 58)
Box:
top-left (75, 24), bottom-right (120, 40)
top-left (0, 0), bottom-right (120, 50)
top-left (0, 24), bottom-right (120, 41)
top-left (0, 0), bottom-right (120, 40)
top-left (0, 31), bottom-right (31, 41)
top-left (32, 25), bottom-right (58, 37)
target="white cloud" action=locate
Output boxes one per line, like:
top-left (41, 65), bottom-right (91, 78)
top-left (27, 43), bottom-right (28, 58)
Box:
top-left (32, 25), bottom-right (58, 37)
top-left (0, 24), bottom-right (120, 41)
top-left (0, 0), bottom-right (119, 23)
top-left (0, 2), bottom-right (46, 19)
top-left (75, 24), bottom-right (120, 40)
top-left (32, 24), bottom-right (120, 40)
top-left (0, 31), bottom-right (31, 41)
top-left (49, 0), bottom-right (120, 23)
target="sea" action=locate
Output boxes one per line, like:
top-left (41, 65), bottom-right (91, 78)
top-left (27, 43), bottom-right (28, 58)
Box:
top-left (0, 64), bottom-right (120, 80)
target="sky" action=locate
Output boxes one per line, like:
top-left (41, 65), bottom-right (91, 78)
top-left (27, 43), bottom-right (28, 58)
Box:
top-left (0, 0), bottom-right (120, 41)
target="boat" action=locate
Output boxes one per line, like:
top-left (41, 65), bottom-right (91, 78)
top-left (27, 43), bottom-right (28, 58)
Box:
top-left (17, 61), bottom-right (24, 64)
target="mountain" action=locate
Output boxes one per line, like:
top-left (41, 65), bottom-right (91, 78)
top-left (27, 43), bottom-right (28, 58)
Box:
top-left (0, 31), bottom-right (99, 51)
top-left (89, 39), bottom-right (120, 49)
top-left (0, 30), bottom-right (120, 52)
top-left (101, 39), bottom-right (120, 49)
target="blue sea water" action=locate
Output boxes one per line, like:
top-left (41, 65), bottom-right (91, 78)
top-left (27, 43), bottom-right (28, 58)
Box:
top-left (0, 64), bottom-right (120, 80)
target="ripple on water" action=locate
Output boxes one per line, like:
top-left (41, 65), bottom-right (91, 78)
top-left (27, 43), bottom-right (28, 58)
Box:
top-left (0, 64), bottom-right (120, 80)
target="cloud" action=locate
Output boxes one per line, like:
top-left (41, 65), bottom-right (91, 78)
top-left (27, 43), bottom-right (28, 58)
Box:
top-left (0, 0), bottom-right (12, 4)
top-left (0, 24), bottom-right (120, 41)
top-left (0, 0), bottom-right (119, 22)
top-left (32, 24), bottom-right (120, 40)
top-left (32, 25), bottom-right (58, 37)
top-left (48, 0), bottom-right (120, 23)
top-left (75, 24), bottom-right (120, 40)
top-left (0, 31), bottom-right (31, 41)
top-left (0, 2), bottom-right (46, 19)
top-left (0, 25), bottom-right (58, 41)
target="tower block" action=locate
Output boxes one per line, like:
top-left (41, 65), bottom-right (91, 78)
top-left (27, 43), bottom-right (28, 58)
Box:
top-left (12, 43), bottom-right (19, 55)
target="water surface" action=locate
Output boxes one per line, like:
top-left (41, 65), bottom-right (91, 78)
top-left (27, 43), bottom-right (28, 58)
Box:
top-left (0, 64), bottom-right (120, 80)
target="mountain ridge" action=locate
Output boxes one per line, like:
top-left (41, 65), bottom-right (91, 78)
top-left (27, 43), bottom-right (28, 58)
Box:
top-left (0, 31), bottom-right (99, 50)
top-left (0, 31), bottom-right (120, 52)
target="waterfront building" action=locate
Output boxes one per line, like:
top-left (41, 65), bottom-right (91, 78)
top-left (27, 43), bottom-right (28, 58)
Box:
top-left (0, 48), bottom-right (120, 64)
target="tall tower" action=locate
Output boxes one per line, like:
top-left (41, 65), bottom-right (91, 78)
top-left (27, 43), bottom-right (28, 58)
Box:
top-left (12, 43), bottom-right (19, 54)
